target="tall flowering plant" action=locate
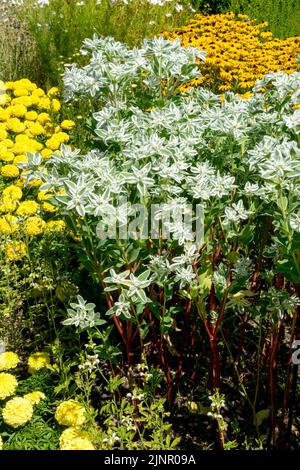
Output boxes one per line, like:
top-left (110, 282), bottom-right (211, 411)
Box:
top-left (25, 35), bottom-right (300, 446)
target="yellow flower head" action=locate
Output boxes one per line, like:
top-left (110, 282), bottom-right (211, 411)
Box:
top-left (0, 215), bottom-right (19, 235)
top-left (0, 435), bottom-right (3, 450)
top-left (2, 185), bottom-right (23, 201)
top-left (46, 220), bottom-right (66, 233)
top-left (1, 165), bottom-right (20, 179)
top-left (16, 200), bottom-right (39, 216)
top-left (24, 391), bottom-right (46, 405)
top-left (28, 352), bottom-right (50, 373)
top-left (24, 216), bottom-right (45, 236)
top-left (0, 372), bottom-right (18, 399)
top-left (55, 400), bottom-right (86, 427)
top-left (0, 352), bottom-right (19, 371)
top-left (59, 427), bottom-right (94, 450)
top-left (5, 241), bottom-right (27, 261)
top-left (2, 397), bottom-right (33, 428)
top-left (60, 120), bottom-right (75, 131)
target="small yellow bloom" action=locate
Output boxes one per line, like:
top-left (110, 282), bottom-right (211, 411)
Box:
top-left (55, 400), bottom-right (86, 427)
top-left (24, 391), bottom-right (45, 405)
top-left (16, 200), bottom-right (39, 216)
top-left (0, 352), bottom-right (19, 371)
top-left (24, 216), bottom-right (45, 236)
top-left (0, 372), bottom-right (18, 399)
top-left (1, 165), bottom-right (20, 179)
top-left (2, 397), bottom-right (33, 428)
top-left (28, 352), bottom-right (50, 373)
top-left (5, 241), bottom-right (27, 261)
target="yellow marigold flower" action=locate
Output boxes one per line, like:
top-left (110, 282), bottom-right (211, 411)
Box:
top-left (1, 139), bottom-right (14, 148)
top-left (0, 108), bottom-right (10, 121)
top-left (55, 400), bottom-right (86, 427)
top-left (37, 190), bottom-right (51, 201)
top-left (37, 112), bottom-right (51, 124)
top-left (1, 165), bottom-right (20, 179)
top-left (0, 215), bottom-right (19, 235)
top-left (0, 94), bottom-right (10, 106)
top-left (6, 118), bottom-right (26, 134)
top-left (0, 129), bottom-right (7, 139)
top-left (25, 111), bottom-right (38, 121)
top-left (42, 202), bottom-right (57, 213)
top-left (28, 352), bottom-right (50, 373)
top-left (59, 428), bottom-right (94, 450)
top-left (46, 220), bottom-right (66, 233)
top-left (55, 131), bottom-right (70, 143)
top-left (2, 397), bottom-right (33, 428)
top-left (0, 197), bottom-right (17, 214)
top-left (60, 120), bottom-right (75, 130)
top-left (13, 155), bottom-right (27, 165)
top-left (41, 148), bottom-right (53, 159)
top-left (26, 179), bottom-right (43, 189)
top-left (26, 122), bottom-right (44, 136)
top-left (24, 216), bottom-right (45, 236)
top-left (16, 200), bottom-right (39, 216)
top-left (5, 241), bottom-right (27, 261)
top-left (24, 391), bottom-right (45, 405)
top-left (0, 352), bottom-right (19, 371)
top-left (0, 435), bottom-right (3, 450)
top-left (45, 137), bottom-right (60, 151)
top-left (48, 87), bottom-right (59, 97)
top-left (0, 372), bottom-right (18, 399)
top-left (13, 87), bottom-right (29, 97)
top-left (0, 150), bottom-right (15, 162)
top-left (38, 97), bottom-right (51, 110)
top-left (33, 88), bottom-right (45, 98)
top-left (51, 99), bottom-right (61, 112)
top-left (10, 104), bottom-right (27, 117)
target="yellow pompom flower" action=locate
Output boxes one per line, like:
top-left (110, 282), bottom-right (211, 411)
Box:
top-left (2, 397), bottom-right (33, 428)
top-left (24, 216), bottom-right (45, 236)
top-left (59, 428), bottom-right (94, 450)
top-left (60, 120), bottom-right (75, 131)
top-left (25, 111), bottom-right (38, 121)
top-left (0, 215), bottom-right (19, 235)
top-left (0, 352), bottom-right (19, 371)
top-left (0, 150), bottom-right (15, 162)
top-left (46, 220), bottom-right (66, 233)
top-left (1, 165), bottom-right (19, 179)
top-left (42, 202), bottom-right (57, 213)
top-left (51, 99), bottom-right (61, 112)
top-left (24, 391), bottom-right (45, 405)
top-left (0, 435), bottom-right (3, 450)
top-left (0, 197), bottom-right (17, 214)
top-left (45, 136), bottom-right (60, 151)
top-left (10, 104), bottom-right (27, 118)
top-left (16, 200), bottom-right (39, 216)
top-left (5, 241), bottom-right (27, 261)
top-left (13, 87), bottom-right (29, 97)
top-left (0, 372), bottom-right (18, 399)
top-left (28, 352), bottom-right (50, 373)
top-left (48, 87), bottom-right (59, 97)
top-left (55, 400), bottom-right (86, 427)
top-left (2, 185), bottom-right (23, 201)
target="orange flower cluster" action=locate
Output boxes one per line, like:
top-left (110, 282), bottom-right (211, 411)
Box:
top-left (164, 12), bottom-right (300, 94)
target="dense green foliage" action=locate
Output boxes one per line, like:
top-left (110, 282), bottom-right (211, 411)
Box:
top-left (231, 0), bottom-right (300, 38)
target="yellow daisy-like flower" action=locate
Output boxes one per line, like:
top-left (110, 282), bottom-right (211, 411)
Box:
top-left (5, 241), bottom-right (27, 261)
top-left (59, 427), bottom-right (94, 450)
top-left (55, 400), bottom-right (86, 427)
top-left (16, 200), bottom-right (39, 216)
top-left (24, 216), bottom-right (45, 236)
top-left (0, 352), bottom-right (19, 371)
top-left (0, 372), bottom-right (18, 399)
top-left (0, 215), bottom-right (19, 235)
top-left (1, 165), bottom-right (20, 179)
top-left (51, 99), bottom-right (61, 112)
top-left (24, 391), bottom-right (45, 405)
top-left (28, 352), bottom-right (50, 373)
top-left (2, 397), bottom-right (33, 428)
